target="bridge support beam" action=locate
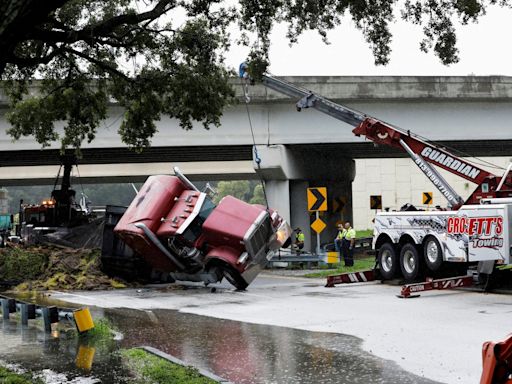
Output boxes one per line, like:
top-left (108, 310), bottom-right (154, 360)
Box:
top-left (254, 145), bottom-right (355, 253)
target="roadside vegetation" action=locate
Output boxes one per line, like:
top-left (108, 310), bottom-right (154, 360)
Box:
top-left (78, 318), bottom-right (116, 343)
top-left (355, 229), bottom-right (373, 238)
top-left (0, 365), bottom-right (43, 384)
top-left (121, 348), bottom-right (217, 384)
top-left (304, 257), bottom-right (376, 278)
top-left (0, 246), bottom-right (126, 291)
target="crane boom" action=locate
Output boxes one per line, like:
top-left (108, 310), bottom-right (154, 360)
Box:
top-left (262, 76), bottom-right (366, 127)
top-left (255, 73), bottom-right (509, 208)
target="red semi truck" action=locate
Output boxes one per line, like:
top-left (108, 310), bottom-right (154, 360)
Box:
top-left (108, 168), bottom-right (292, 290)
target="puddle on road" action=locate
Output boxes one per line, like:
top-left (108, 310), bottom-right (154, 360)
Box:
top-left (106, 308), bottom-right (441, 384)
top-left (0, 319), bottom-right (128, 383)
top-left (1, 293), bottom-right (442, 384)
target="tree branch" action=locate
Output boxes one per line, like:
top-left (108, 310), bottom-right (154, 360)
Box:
top-left (62, 47), bottom-right (132, 81)
top-left (7, 45), bottom-right (63, 67)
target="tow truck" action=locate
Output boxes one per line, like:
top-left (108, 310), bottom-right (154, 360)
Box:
top-left (20, 154), bottom-right (92, 244)
top-left (243, 68), bottom-right (512, 283)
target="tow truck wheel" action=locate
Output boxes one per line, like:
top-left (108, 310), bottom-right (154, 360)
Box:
top-left (400, 243), bottom-right (420, 282)
top-left (423, 236), bottom-right (443, 272)
top-left (378, 243), bottom-right (398, 280)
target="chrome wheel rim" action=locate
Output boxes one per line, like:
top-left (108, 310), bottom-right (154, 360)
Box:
top-left (381, 249), bottom-right (393, 272)
top-left (426, 240), bottom-right (439, 264)
top-left (403, 250), bottom-right (416, 274)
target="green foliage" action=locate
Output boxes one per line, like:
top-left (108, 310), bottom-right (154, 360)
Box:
top-left (1, 0), bottom-right (507, 152)
top-left (249, 184), bottom-right (266, 205)
top-left (122, 348), bottom-right (217, 384)
top-left (214, 180), bottom-right (250, 204)
top-left (304, 257), bottom-right (376, 278)
top-left (355, 229), bottom-right (374, 238)
top-left (0, 366), bottom-right (44, 384)
top-left (79, 318), bottom-right (116, 343)
top-left (4, 183), bottom-right (140, 214)
top-left (213, 180), bottom-right (266, 205)
top-left (0, 247), bottom-right (48, 281)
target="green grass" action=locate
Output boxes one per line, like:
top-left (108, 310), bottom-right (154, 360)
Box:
top-left (0, 248), bottom-right (47, 281)
top-left (122, 348), bottom-right (217, 384)
top-left (355, 229), bottom-right (373, 238)
top-left (0, 366), bottom-right (43, 384)
top-left (78, 318), bottom-right (115, 343)
top-left (304, 257), bottom-right (376, 278)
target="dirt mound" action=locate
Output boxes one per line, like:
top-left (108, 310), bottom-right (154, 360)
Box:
top-left (0, 245), bottom-right (129, 291)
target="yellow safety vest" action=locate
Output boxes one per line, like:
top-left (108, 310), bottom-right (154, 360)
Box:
top-left (338, 228), bottom-right (356, 240)
top-left (297, 232), bottom-right (305, 242)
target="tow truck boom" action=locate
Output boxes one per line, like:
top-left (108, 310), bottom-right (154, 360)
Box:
top-left (258, 73), bottom-right (512, 208)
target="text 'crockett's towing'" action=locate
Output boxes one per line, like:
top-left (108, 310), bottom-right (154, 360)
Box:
top-left (448, 216), bottom-right (504, 248)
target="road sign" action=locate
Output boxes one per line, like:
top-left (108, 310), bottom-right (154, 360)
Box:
top-left (310, 217), bottom-right (327, 234)
top-left (307, 187), bottom-right (327, 211)
top-left (370, 195), bottom-right (382, 210)
top-left (332, 196), bottom-right (346, 213)
top-left (423, 192), bottom-right (433, 205)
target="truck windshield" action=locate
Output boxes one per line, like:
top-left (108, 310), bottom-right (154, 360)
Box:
top-left (181, 198), bottom-right (216, 243)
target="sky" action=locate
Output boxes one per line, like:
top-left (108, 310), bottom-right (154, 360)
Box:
top-left (226, 4), bottom-right (512, 76)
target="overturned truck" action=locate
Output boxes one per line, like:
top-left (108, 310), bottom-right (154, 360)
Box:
top-left (102, 168), bottom-right (292, 290)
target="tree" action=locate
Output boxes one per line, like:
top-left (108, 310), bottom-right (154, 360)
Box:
top-left (1, 0), bottom-right (507, 151)
top-left (249, 183), bottom-right (266, 205)
top-left (214, 180), bottom-right (251, 204)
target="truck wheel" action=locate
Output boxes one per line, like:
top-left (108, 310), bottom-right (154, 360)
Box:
top-left (400, 243), bottom-right (420, 282)
top-left (378, 243), bottom-right (398, 280)
top-left (424, 236), bottom-right (443, 272)
top-left (222, 265), bottom-right (249, 291)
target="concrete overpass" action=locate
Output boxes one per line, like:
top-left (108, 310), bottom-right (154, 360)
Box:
top-left (1, 76), bottom-right (512, 251)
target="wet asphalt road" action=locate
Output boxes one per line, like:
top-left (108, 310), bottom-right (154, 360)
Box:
top-left (0, 304), bottom-right (441, 384)
top-left (52, 273), bottom-right (512, 383)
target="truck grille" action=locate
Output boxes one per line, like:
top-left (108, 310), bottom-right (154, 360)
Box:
top-left (243, 211), bottom-right (271, 263)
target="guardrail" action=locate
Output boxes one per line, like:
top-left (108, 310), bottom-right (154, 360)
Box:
top-left (0, 294), bottom-right (94, 333)
top-left (269, 237), bottom-right (374, 267)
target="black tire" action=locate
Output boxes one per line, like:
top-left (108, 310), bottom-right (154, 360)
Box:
top-left (423, 236), bottom-right (443, 272)
top-left (378, 243), bottom-right (398, 280)
top-left (400, 243), bottom-right (421, 282)
top-left (222, 265), bottom-right (249, 291)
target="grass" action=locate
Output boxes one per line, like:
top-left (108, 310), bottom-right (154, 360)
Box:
top-left (304, 257), bottom-right (376, 278)
top-left (0, 366), bottom-right (44, 384)
top-left (78, 318), bottom-right (115, 343)
top-left (122, 348), bottom-right (217, 384)
top-left (0, 248), bottom-right (47, 281)
top-left (356, 229), bottom-right (373, 238)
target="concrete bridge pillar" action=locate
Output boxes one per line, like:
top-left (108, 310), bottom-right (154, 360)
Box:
top-left (254, 145), bottom-right (355, 253)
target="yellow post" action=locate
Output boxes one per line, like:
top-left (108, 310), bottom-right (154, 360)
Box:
top-left (326, 251), bottom-right (339, 264)
top-left (73, 307), bottom-right (95, 333)
top-left (76, 345), bottom-right (96, 371)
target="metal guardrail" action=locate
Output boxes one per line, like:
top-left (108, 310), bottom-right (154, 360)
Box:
top-left (269, 237), bottom-right (374, 267)
top-left (0, 294), bottom-right (94, 333)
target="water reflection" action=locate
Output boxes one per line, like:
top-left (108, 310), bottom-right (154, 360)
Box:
top-left (0, 294), bottom-right (442, 384)
top-left (107, 308), bottom-right (442, 384)
top-left (0, 318), bottom-right (128, 383)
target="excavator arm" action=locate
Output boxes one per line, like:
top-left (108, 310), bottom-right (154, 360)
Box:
top-left (480, 334), bottom-right (512, 384)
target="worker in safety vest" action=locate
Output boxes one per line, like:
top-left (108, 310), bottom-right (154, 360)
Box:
top-left (337, 222), bottom-right (356, 266)
top-left (294, 227), bottom-right (305, 254)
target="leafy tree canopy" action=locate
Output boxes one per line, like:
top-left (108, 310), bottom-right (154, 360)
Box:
top-left (1, 0), bottom-right (507, 152)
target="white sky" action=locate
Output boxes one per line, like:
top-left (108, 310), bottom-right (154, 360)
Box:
top-left (226, 5), bottom-right (512, 76)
